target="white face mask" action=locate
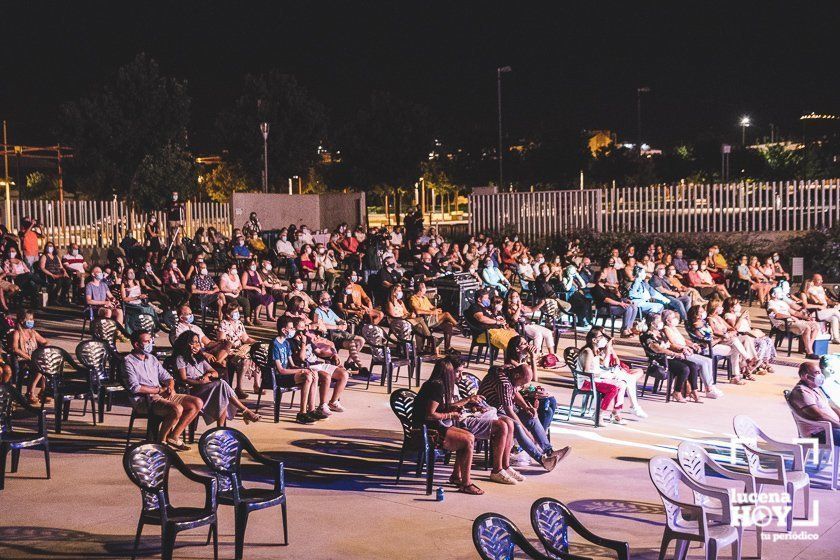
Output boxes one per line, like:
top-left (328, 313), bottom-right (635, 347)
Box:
top-left (597, 337), bottom-right (608, 349)
top-left (264, 263), bottom-right (272, 271)
top-left (46, 246), bottom-right (54, 254)
top-left (200, 268), bottom-right (208, 276)
top-left (72, 249), bottom-right (79, 256)
top-left (250, 265), bottom-right (257, 271)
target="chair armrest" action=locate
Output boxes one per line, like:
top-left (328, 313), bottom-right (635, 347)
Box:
top-left (745, 445), bottom-right (786, 482)
top-left (561, 508), bottom-right (630, 558)
top-left (511, 532), bottom-right (553, 560)
top-left (242, 440), bottom-right (286, 493)
top-left (705, 459), bottom-right (755, 488)
top-left (681, 475), bottom-right (734, 524)
top-left (757, 428), bottom-right (806, 470)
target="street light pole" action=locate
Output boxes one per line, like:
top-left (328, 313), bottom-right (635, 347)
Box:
top-left (260, 122), bottom-right (269, 193)
top-left (637, 87), bottom-right (650, 156)
top-left (740, 116), bottom-right (751, 147)
top-left (497, 66), bottom-right (512, 190)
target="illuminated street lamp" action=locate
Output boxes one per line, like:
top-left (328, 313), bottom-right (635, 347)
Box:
top-left (740, 116), bottom-right (751, 146)
top-left (260, 122), bottom-right (269, 192)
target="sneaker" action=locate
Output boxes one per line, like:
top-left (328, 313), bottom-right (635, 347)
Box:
top-left (318, 403), bottom-right (333, 417)
top-left (705, 387), bottom-right (723, 399)
top-left (633, 406), bottom-right (648, 418)
top-left (505, 467), bottom-right (525, 482)
top-left (551, 446), bottom-right (572, 465)
top-left (343, 360), bottom-right (360, 371)
top-left (310, 408), bottom-right (329, 420)
top-left (296, 412), bottom-right (315, 424)
top-left (512, 450), bottom-right (532, 467)
top-left (539, 452), bottom-right (559, 472)
top-left (489, 470), bottom-right (518, 485)
top-left (328, 401), bottom-right (345, 413)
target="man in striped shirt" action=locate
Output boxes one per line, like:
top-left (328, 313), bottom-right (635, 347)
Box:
top-left (479, 363), bottom-right (570, 471)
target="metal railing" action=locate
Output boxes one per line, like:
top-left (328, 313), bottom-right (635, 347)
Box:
top-left (470, 180), bottom-right (840, 239)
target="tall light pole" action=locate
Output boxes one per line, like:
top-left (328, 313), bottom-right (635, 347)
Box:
top-left (637, 86), bottom-right (651, 156)
top-left (497, 66), bottom-right (512, 190)
top-left (260, 122), bottom-right (269, 193)
top-left (740, 116), bottom-right (751, 147)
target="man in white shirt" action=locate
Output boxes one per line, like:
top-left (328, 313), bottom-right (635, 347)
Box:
top-left (171, 305), bottom-right (231, 365)
top-left (803, 274), bottom-right (840, 343)
top-left (767, 287), bottom-right (821, 358)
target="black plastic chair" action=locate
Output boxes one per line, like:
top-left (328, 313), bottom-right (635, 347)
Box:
top-left (361, 324), bottom-right (412, 394)
top-left (473, 512), bottom-right (552, 560)
top-left (123, 442), bottom-right (218, 560)
top-left (638, 339), bottom-right (674, 402)
top-left (562, 347), bottom-right (602, 427)
top-left (531, 497), bottom-right (630, 560)
top-left (159, 309), bottom-right (179, 334)
top-left (75, 339), bottom-right (126, 424)
top-left (199, 427), bottom-right (288, 560)
top-left (390, 389), bottom-right (439, 495)
top-left (388, 318), bottom-right (422, 386)
top-left (466, 326), bottom-right (499, 367)
top-left (31, 346), bottom-right (89, 433)
top-left (593, 304), bottom-right (621, 337)
top-left (251, 342), bottom-right (299, 423)
top-left (0, 383), bottom-right (50, 491)
top-left (92, 317), bottom-right (129, 357)
top-left (457, 372), bottom-right (482, 397)
top-left (540, 299), bottom-right (579, 350)
top-left (769, 315), bottom-right (803, 357)
top-left (686, 330), bottom-right (729, 385)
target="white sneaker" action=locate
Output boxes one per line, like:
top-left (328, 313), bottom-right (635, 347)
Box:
top-left (318, 403), bottom-right (333, 417)
top-left (633, 406), bottom-right (648, 418)
top-left (705, 388), bottom-right (723, 399)
top-left (489, 470), bottom-right (518, 485)
top-left (328, 401), bottom-right (344, 413)
top-left (512, 450), bottom-right (532, 466)
top-left (506, 467), bottom-right (526, 482)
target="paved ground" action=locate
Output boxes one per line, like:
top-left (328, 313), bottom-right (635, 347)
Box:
top-left (0, 306), bottom-right (838, 559)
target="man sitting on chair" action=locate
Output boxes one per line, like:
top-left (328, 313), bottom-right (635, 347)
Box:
top-left (789, 361), bottom-right (840, 445)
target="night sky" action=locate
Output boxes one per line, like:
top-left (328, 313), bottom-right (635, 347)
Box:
top-left (2, 2), bottom-right (838, 151)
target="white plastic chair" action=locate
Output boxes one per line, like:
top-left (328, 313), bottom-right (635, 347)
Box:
top-left (732, 415), bottom-right (811, 532)
top-left (648, 455), bottom-right (742, 560)
top-left (677, 442), bottom-right (763, 558)
top-left (784, 390), bottom-right (839, 491)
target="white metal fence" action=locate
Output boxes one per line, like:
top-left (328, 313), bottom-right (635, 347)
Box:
top-left (470, 180), bottom-right (840, 239)
top-left (7, 199), bottom-right (231, 248)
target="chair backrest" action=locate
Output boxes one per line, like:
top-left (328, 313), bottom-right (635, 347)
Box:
top-left (31, 346), bottom-right (68, 380)
top-left (249, 341), bottom-right (274, 388)
top-left (648, 455), bottom-right (698, 536)
top-left (92, 317), bottom-right (120, 353)
top-left (389, 318), bottom-right (414, 343)
top-left (160, 309), bottom-right (179, 332)
top-left (361, 324), bottom-right (389, 362)
top-left (75, 339), bottom-right (111, 391)
top-left (0, 383), bottom-right (16, 435)
top-left (199, 427), bottom-right (245, 494)
top-left (123, 442), bottom-right (172, 512)
top-left (562, 347), bottom-right (580, 372)
top-left (530, 498), bottom-right (571, 556)
top-left (472, 513), bottom-right (530, 560)
top-left (389, 388), bottom-right (418, 440)
top-left (457, 372), bottom-right (481, 398)
top-left (676, 442), bottom-right (716, 509)
top-left (783, 391), bottom-right (832, 449)
top-left (135, 313), bottom-right (156, 334)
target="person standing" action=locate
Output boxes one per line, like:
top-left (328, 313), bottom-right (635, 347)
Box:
top-left (166, 191), bottom-right (186, 249)
top-left (20, 217), bottom-right (43, 268)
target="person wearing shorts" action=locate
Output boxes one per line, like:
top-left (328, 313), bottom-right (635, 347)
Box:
top-left (289, 317), bottom-right (348, 416)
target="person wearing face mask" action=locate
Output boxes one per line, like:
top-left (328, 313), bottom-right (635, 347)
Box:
top-left (579, 327), bottom-right (647, 420)
top-left (124, 330), bottom-right (202, 451)
top-left (166, 191), bottom-right (186, 247)
top-left (664, 265), bottom-right (707, 307)
top-left (217, 302), bottom-right (258, 399)
top-left (61, 243), bottom-right (89, 296)
top-left (314, 243), bottom-right (341, 291)
top-left (721, 297), bottom-right (776, 369)
top-left (650, 264), bottom-right (692, 322)
top-left (640, 313), bottom-right (702, 403)
top-left (219, 264), bottom-right (251, 324)
top-left (285, 278), bottom-right (317, 312)
top-left (339, 228), bottom-right (362, 270)
top-left (5, 245), bottom-right (48, 306)
top-left (120, 267), bottom-right (160, 333)
top-left (336, 272), bottom-right (383, 325)
top-left (161, 258), bottom-right (187, 306)
top-left (137, 258), bottom-right (171, 308)
top-left (410, 281), bottom-right (458, 353)
top-left (467, 288), bottom-right (517, 352)
top-left (312, 291), bottom-right (367, 373)
top-left (85, 266), bottom-right (125, 326)
top-left (766, 287), bottom-right (821, 358)
top-left (788, 361), bottom-right (840, 446)
top-left (13, 309), bottom-right (50, 405)
top-left (660, 309), bottom-right (724, 399)
top-left (272, 317), bottom-right (321, 423)
top-left (231, 235), bottom-right (252, 259)
top-left (287, 317), bottom-right (349, 416)
top-left (144, 213), bottom-right (162, 266)
top-left (686, 260), bottom-right (730, 299)
top-left (560, 265), bottom-right (594, 327)
top-left (684, 305), bottom-right (750, 383)
top-left (188, 260), bottom-right (224, 318)
top-left (171, 304), bottom-right (231, 366)
top-left (372, 256), bottom-right (402, 304)
top-left (517, 255), bottom-right (537, 290)
top-left (703, 245), bottom-right (729, 284)
top-left (241, 259), bottom-right (275, 322)
top-left (481, 257), bottom-right (510, 295)
top-left (38, 241), bottom-right (71, 305)
top-left (627, 265), bottom-right (669, 318)
top-left (242, 212), bottom-right (262, 238)
top-left (385, 283), bottom-right (435, 351)
top-left (257, 258), bottom-right (287, 301)
top-left (802, 273), bottom-right (840, 344)
top-left (590, 271), bottom-right (638, 338)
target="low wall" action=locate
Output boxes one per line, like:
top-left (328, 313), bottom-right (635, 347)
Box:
top-left (230, 192), bottom-right (366, 231)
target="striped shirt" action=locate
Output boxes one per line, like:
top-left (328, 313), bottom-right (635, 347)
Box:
top-left (478, 366), bottom-right (516, 410)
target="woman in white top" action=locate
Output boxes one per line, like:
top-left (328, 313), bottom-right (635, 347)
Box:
top-left (802, 274), bottom-right (840, 343)
top-left (219, 263), bottom-right (251, 324)
top-left (577, 327), bottom-right (646, 420)
top-left (661, 310), bottom-right (724, 398)
top-left (576, 328), bottom-right (628, 424)
top-left (766, 287), bottom-right (821, 357)
top-left (120, 268), bottom-right (160, 333)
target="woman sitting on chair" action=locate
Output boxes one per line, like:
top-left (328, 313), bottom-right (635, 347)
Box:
top-left (640, 313), bottom-right (702, 403)
top-left (173, 330), bottom-right (260, 426)
top-left (12, 309), bottom-right (50, 405)
top-left (578, 327), bottom-right (647, 421)
top-left (120, 268), bottom-right (160, 334)
top-left (722, 297), bottom-right (776, 370)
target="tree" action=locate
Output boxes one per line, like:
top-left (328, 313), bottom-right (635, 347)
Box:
top-left (216, 72), bottom-right (326, 190)
top-left (202, 162), bottom-right (252, 202)
top-left (130, 143), bottom-right (198, 211)
top-left (24, 172), bottom-right (60, 199)
top-left (57, 53), bottom-right (191, 199)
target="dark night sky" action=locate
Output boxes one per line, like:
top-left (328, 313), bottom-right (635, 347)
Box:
top-left (2, 1), bottom-right (838, 151)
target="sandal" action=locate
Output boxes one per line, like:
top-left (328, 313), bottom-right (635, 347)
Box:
top-left (448, 474), bottom-right (462, 486)
top-left (457, 482), bottom-right (484, 495)
top-left (243, 410), bottom-right (261, 424)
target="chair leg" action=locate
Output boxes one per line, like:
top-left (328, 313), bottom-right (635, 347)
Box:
top-left (395, 445), bottom-right (406, 484)
top-left (131, 519), bottom-right (144, 560)
top-left (705, 537), bottom-right (718, 560)
top-left (657, 533), bottom-right (671, 560)
top-left (161, 526), bottom-right (176, 560)
top-left (234, 507), bottom-right (250, 560)
top-left (274, 390), bottom-right (281, 423)
top-left (43, 439), bottom-right (51, 479)
top-left (10, 448), bottom-right (20, 472)
top-left (425, 444), bottom-right (435, 495)
top-left (212, 522), bottom-right (219, 560)
top-left (126, 413), bottom-right (136, 447)
top-left (98, 393), bottom-right (107, 423)
top-left (281, 500), bottom-right (289, 545)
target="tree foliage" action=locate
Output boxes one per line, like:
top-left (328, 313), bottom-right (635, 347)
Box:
top-left (202, 162), bottom-right (252, 202)
top-left (130, 143), bottom-right (198, 210)
top-left (216, 72), bottom-right (326, 191)
top-left (57, 53), bottom-right (191, 199)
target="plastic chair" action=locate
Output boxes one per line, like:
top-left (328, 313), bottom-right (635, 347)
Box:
top-left (530, 497), bottom-right (629, 559)
top-left (0, 383), bottom-right (50, 491)
top-left (123, 442), bottom-right (218, 560)
top-left (648, 455), bottom-right (742, 560)
top-left (31, 346), bottom-right (88, 433)
top-left (562, 347), bottom-right (602, 427)
top-left (361, 324), bottom-right (411, 394)
top-left (457, 372), bottom-right (482, 398)
top-left (784, 390), bottom-right (839, 490)
top-left (472, 512), bottom-right (552, 560)
top-left (593, 304), bottom-right (621, 338)
top-left (198, 427), bottom-right (288, 560)
top-left (686, 330), bottom-right (730, 384)
top-left (766, 312), bottom-right (802, 357)
top-left (75, 339), bottom-right (126, 424)
top-left (79, 305), bottom-right (96, 340)
top-left (92, 317), bottom-right (129, 357)
top-left (638, 338), bottom-right (674, 401)
top-left (251, 342), bottom-right (299, 423)
top-left (677, 441), bottom-right (763, 558)
top-left (541, 298), bottom-right (578, 350)
top-left (390, 389), bottom-right (439, 495)
top-left (388, 318), bottom-right (422, 387)
top-left (733, 415), bottom-right (811, 531)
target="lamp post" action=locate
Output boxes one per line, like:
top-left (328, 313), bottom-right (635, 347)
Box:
top-left (260, 122), bottom-right (269, 192)
top-left (740, 116), bottom-right (751, 147)
top-left (637, 87), bottom-right (651, 156)
top-left (497, 66), bottom-right (512, 190)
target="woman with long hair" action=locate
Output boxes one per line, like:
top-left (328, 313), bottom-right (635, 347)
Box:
top-left (414, 359), bottom-right (483, 494)
top-left (641, 313), bottom-right (702, 403)
top-left (384, 284), bottom-right (433, 346)
top-left (173, 330), bottom-right (260, 426)
top-left (722, 297), bottom-right (775, 371)
top-left (661, 309), bottom-right (725, 398)
top-left (241, 258), bottom-right (275, 322)
top-left (120, 267), bottom-right (160, 334)
top-left (217, 301), bottom-right (257, 399)
top-left (144, 213), bottom-right (162, 266)
top-left (576, 328), bottom-right (628, 424)
top-left (580, 326), bottom-right (647, 420)
top-left (503, 290), bottom-right (554, 358)
top-left (12, 309), bottom-right (49, 405)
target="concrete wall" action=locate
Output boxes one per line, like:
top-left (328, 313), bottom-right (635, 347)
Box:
top-left (230, 192), bottom-right (366, 231)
